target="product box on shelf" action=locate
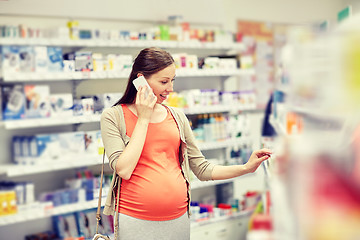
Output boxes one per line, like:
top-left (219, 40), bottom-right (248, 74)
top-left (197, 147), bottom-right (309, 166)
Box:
top-left (0, 88), bottom-right (2, 120)
top-left (35, 133), bottom-right (61, 161)
top-left (53, 213), bottom-right (80, 239)
top-left (19, 46), bottom-right (35, 72)
top-left (76, 208), bottom-right (97, 239)
top-left (0, 189), bottom-right (17, 216)
top-left (47, 46), bottom-right (63, 72)
top-left (84, 130), bottom-right (102, 155)
top-left (34, 46), bottom-right (48, 73)
top-left (49, 93), bottom-right (73, 117)
top-left (0, 46), bottom-right (20, 77)
top-left (24, 84), bottom-right (51, 118)
top-left (103, 92), bottom-right (123, 108)
top-left (91, 94), bottom-right (105, 114)
top-left (58, 132), bottom-right (85, 156)
top-left (92, 53), bottom-right (105, 72)
top-left (81, 97), bottom-right (94, 115)
top-left (18, 136), bottom-right (30, 164)
top-left (1, 84), bottom-right (26, 120)
top-left (75, 52), bottom-right (93, 71)
top-left (12, 136), bottom-right (23, 164)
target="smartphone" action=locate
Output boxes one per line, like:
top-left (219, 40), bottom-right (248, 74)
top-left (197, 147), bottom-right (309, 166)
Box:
top-left (133, 76), bottom-right (153, 98)
top-left (133, 76), bottom-right (151, 91)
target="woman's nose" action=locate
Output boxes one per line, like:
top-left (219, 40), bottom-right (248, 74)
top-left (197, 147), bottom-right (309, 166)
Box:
top-left (167, 83), bottom-right (173, 92)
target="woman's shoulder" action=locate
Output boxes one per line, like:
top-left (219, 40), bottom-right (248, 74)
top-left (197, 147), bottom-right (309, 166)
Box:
top-left (101, 105), bottom-right (124, 120)
top-left (165, 105), bottom-right (186, 118)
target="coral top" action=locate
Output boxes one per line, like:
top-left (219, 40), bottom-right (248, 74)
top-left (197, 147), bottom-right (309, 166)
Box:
top-left (117, 104), bottom-right (188, 221)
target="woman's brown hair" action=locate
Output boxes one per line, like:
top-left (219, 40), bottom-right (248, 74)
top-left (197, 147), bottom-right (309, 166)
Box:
top-left (114, 47), bottom-right (174, 105)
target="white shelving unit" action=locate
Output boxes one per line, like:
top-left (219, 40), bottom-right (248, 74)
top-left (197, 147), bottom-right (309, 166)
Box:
top-left (0, 31), bottom-right (259, 240)
top-left (0, 137), bottom-right (248, 178)
top-left (0, 68), bottom-right (254, 82)
top-left (0, 38), bottom-right (245, 50)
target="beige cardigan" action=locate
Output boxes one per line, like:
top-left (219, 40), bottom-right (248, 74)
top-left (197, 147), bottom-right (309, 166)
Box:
top-left (100, 104), bottom-right (216, 216)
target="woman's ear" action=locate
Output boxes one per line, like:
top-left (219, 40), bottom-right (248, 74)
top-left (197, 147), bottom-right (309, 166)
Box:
top-left (137, 73), bottom-right (144, 78)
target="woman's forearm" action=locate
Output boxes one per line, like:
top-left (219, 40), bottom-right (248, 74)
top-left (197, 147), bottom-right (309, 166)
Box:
top-left (211, 148), bottom-right (271, 180)
top-left (211, 165), bottom-right (249, 180)
top-left (115, 118), bottom-right (149, 180)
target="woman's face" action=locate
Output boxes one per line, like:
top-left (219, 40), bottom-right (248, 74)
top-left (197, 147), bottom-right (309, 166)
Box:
top-left (146, 64), bottom-right (176, 104)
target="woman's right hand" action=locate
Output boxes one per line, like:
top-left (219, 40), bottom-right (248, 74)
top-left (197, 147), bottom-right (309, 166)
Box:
top-left (134, 86), bottom-right (157, 121)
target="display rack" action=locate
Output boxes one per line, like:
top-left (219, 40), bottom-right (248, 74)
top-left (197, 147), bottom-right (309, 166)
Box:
top-left (0, 21), bottom-right (261, 240)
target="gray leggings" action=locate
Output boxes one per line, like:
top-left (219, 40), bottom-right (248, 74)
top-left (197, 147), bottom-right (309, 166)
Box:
top-left (115, 212), bottom-right (190, 240)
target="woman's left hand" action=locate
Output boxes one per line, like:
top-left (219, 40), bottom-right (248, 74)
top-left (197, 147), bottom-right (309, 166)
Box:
top-left (244, 148), bottom-right (272, 173)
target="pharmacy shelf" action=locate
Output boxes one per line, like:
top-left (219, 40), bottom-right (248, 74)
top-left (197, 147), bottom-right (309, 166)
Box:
top-left (0, 38), bottom-right (245, 50)
top-left (0, 178), bottom-right (246, 227)
top-left (197, 138), bottom-right (248, 151)
top-left (191, 178), bottom-right (234, 189)
top-left (0, 154), bottom-right (106, 178)
top-left (191, 209), bottom-right (253, 229)
top-left (0, 114), bottom-right (101, 129)
top-left (0, 139), bottom-right (246, 177)
top-left (0, 198), bottom-right (104, 227)
top-left (0, 68), bottom-right (253, 82)
top-left (183, 105), bottom-right (258, 115)
top-left (0, 105), bottom-right (260, 129)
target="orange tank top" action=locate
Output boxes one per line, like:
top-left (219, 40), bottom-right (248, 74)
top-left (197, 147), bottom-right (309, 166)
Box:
top-left (118, 104), bottom-right (188, 221)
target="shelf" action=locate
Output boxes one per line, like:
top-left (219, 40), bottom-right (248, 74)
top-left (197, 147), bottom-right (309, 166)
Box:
top-left (0, 198), bottom-right (103, 226)
top-left (183, 105), bottom-right (258, 115)
top-left (1, 154), bottom-right (106, 177)
top-left (1, 114), bottom-right (101, 129)
top-left (191, 178), bottom-right (234, 189)
top-left (0, 138), bottom-right (245, 177)
top-left (176, 68), bottom-right (255, 77)
top-left (191, 209), bottom-right (253, 229)
top-left (0, 189), bottom-right (250, 227)
top-left (0, 38), bottom-right (245, 50)
top-left (0, 105), bottom-right (261, 129)
top-left (0, 68), bottom-right (253, 82)
top-left (197, 138), bottom-right (247, 151)
top-left (0, 179), bottom-right (247, 227)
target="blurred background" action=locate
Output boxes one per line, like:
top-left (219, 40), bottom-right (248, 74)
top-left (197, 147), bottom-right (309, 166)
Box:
top-left (0, 0), bottom-right (359, 239)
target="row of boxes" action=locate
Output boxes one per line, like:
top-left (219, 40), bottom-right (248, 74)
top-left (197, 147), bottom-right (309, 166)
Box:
top-left (12, 130), bottom-right (102, 165)
top-left (0, 84), bottom-right (123, 120)
top-left (0, 45), bottom-right (134, 76)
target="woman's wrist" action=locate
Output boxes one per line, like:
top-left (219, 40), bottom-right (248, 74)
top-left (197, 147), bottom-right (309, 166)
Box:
top-left (240, 164), bottom-right (250, 175)
top-left (136, 117), bottom-right (150, 125)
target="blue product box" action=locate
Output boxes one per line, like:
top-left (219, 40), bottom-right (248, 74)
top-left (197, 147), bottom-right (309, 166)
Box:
top-left (47, 46), bottom-right (64, 72)
top-left (24, 84), bottom-right (51, 118)
top-left (12, 136), bottom-right (22, 164)
top-left (1, 84), bottom-right (26, 120)
top-left (82, 178), bottom-right (95, 201)
top-left (19, 46), bottom-right (35, 72)
top-left (53, 213), bottom-right (80, 239)
top-left (35, 134), bottom-right (61, 160)
top-left (0, 86), bottom-right (2, 120)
